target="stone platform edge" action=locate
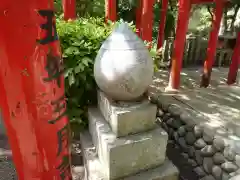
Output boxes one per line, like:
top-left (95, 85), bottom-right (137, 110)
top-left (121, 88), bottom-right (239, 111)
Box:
top-left (148, 92), bottom-right (240, 180)
top-left (80, 131), bottom-right (179, 180)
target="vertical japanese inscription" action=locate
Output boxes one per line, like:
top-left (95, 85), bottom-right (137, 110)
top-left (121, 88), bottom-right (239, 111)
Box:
top-left (37, 10), bottom-right (58, 45)
top-left (38, 9), bottom-right (71, 179)
top-left (43, 53), bottom-right (64, 88)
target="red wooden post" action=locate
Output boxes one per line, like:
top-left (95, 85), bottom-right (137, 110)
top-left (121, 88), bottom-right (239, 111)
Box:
top-left (157, 0), bottom-right (168, 50)
top-left (227, 32), bottom-right (240, 85)
top-left (200, 0), bottom-right (224, 87)
top-left (136, 0), bottom-right (143, 36)
top-left (105, 0), bottom-right (117, 22)
top-left (0, 0), bottom-right (71, 179)
top-left (62, 0), bottom-right (76, 21)
top-left (141, 0), bottom-right (155, 46)
top-left (192, 0), bottom-right (213, 4)
top-left (167, 0), bottom-right (191, 90)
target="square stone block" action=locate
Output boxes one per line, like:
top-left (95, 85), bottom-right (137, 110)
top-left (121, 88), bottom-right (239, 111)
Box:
top-left (97, 90), bottom-right (157, 137)
top-left (88, 108), bottom-right (168, 180)
top-left (80, 131), bottom-right (178, 180)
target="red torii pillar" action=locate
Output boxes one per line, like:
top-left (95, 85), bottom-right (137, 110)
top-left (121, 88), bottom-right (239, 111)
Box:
top-left (62, 0), bottom-right (76, 21)
top-left (200, 0), bottom-right (225, 87)
top-left (141, 0), bottom-right (155, 46)
top-left (136, 0), bottom-right (143, 36)
top-left (167, 0), bottom-right (191, 90)
top-left (105, 0), bottom-right (117, 22)
top-left (0, 0), bottom-right (71, 179)
top-left (157, 0), bottom-right (168, 50)
top-left (227, 32), bottom-right (240, 85)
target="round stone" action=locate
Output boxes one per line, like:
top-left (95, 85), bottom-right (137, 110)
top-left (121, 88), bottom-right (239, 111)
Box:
top-left (203, 131), bottom-right (214, 144)
top-left (221, 162), bottom-right (238, 173)
top-left (201, 145), bottom-right (216, 157)
top-left (157, 109), bottom-right (164, 117)
top-left (181, 152), bottom-right (189, 159)
top-left (222, 172), bottom-right (230, 180)
top-left (194, 166), bottom-right (206, 178)
top-left (213, 138), bottom-right (225, 152)
top-left (188, 159), bottom-right (198, 167)
top-left (168, 105), bottom-right (181, 117)
top-left (213, 153), bottom-right (226, 165)
top-left (173, 132), bottom-right (179, 142)
top-left (194, 138), bottom-right (207, 149)
top-left (195, 150), bottom-right (204, 165)
top-left (235, 155), bottom-right (240, 167)
top-left (178, 126), bottom-right (186, 137)
top-left (162, 113), bottom-right (170, 122)
top-left (178, 138), bottom-right (188, 152)
top-left (168, 128), bottom-right (174, 139)
top-left (212, 165), bottom-right (223, 180)
top-left (187, 146), bottom-right (196, 158)
top-left (200, 175), bottom-right (215, 180)
top-left (229, 175), bottom-right (240, 180)
top-left (94, 23), bottom-right (154, 101)
top-left (149, 94), bottom-right (158, 104)
top-left (162, 122), bottom-right (169, 132)
top-left (185, 132), bottom-right (197, 145)
top-left (194, 125), bottom-right (203, 138)
top-left (203, 157), bottom-right (214, 173)
top-left (224, 147), bottom-right (236, 161)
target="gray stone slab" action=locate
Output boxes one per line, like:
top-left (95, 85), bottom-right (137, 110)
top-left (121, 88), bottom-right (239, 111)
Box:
top-left (97, 90), bottom-right (157, 137)
top-left (80, 131), bottom-right (178, 180)
top-left (88, 107), bottom-right (168, 180)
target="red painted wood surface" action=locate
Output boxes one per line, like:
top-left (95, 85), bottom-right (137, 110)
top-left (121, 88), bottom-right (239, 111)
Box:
top-left (62, 0), bottom-right (76, 21)
top-left (141, 0), bottom-right (155, 46)
top-left (227, 32), bottom-right (240, 85)
top-left (157, 0), bottom-right (168, 50)
top-left (105, 0), bottom-right (117, 22)
top-left (136, 0), bottom-right (143, 36)
top-left (192, 0), bottom-right (214, 4)
top-left (0, 0), bottom-right (71, 179)
top-left (168, 0), bottom-right (191, 90)
top-left (201, 0), bottom-right (224, 87)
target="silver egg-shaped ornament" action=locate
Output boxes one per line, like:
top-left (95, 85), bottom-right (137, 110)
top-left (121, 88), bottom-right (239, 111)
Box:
top-left (94, 22), bottom-right (154, 101)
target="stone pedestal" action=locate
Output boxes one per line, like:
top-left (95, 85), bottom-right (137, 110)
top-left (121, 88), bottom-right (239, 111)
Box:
top-left (81, 91), bottom-right (179, 180)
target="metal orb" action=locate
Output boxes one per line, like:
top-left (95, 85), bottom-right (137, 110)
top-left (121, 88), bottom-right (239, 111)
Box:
top-left (94, 22), bottom-right (154, 101)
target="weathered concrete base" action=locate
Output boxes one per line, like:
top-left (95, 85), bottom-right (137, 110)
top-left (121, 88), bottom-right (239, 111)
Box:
top-left (97, 90), bottom-right (157, 137)
top-left (88, 107), bottom-right (168, 180)
top-left (81, 131), bottom-right (179, 180)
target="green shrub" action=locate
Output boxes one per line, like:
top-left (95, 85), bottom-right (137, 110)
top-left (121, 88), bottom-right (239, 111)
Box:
top-left (57, 17), bottom-right (113, 131)
top-left (57, 17), bottom-right (136, 133)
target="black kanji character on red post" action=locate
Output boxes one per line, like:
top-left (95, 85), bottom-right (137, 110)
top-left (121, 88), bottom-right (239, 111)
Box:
top-left (48, 95), bottom-right (67, 124)
top-left (57, 155), bottom-right (72, 180)
top-left (37, 10), bottom-right (58, 45)
top-left (57, 124), bottom-right (70, 156)
top-left (43, 52), bottom-right (63, 88)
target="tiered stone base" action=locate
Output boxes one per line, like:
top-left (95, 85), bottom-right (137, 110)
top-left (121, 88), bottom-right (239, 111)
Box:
top-left (81, 90), bottom-right (179, 180)
top-left (81, 131), bottom-right (179, 180)
top-left (149, 93), bottom-right (240, 180)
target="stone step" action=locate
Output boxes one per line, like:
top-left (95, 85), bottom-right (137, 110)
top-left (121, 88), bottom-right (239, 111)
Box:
top-left (80, 131), bottom-right (179, 180)
top-left (88, 107), bottom-right (168, 180)
top-left (97, 90), bottom-right (157, 137)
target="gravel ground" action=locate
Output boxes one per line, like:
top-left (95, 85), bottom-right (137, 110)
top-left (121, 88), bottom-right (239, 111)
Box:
top-left (0, 135), bottom-right (17, 180)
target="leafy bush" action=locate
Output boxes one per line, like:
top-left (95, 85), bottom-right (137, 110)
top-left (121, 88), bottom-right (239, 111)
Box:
top-left (57, 17), bottom-right (136, 133)
top-left (57, 17), bottom-right (113, 131)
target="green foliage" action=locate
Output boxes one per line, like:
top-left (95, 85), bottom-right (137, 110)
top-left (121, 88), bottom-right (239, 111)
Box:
top-left (57, 17), bottom-right (136, 129)
top-left (57, 17), bottom-right (113, 128)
